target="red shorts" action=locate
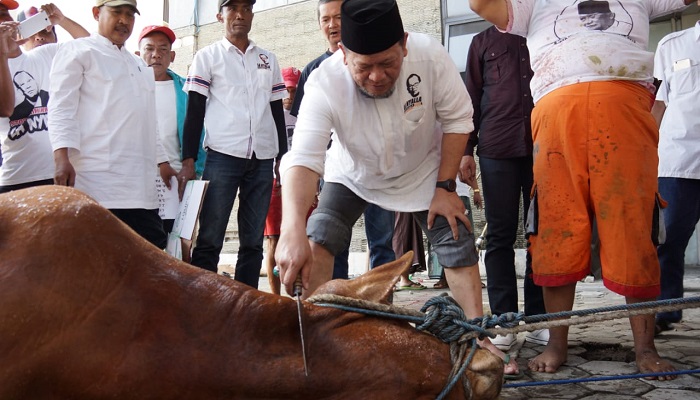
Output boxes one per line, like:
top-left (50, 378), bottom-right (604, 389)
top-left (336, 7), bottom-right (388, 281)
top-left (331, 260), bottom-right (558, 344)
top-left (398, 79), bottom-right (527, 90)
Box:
top-left (264, 180), bottom-right (282, 237)
top-left (264, 179), bottom-right (316, 237)
top-left (529, 81), bottom-right (660, 298)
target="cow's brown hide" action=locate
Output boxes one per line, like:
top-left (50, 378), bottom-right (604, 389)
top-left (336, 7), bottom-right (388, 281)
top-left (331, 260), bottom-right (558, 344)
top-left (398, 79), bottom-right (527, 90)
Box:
top-left (0, 186), bottom-right (502, 399)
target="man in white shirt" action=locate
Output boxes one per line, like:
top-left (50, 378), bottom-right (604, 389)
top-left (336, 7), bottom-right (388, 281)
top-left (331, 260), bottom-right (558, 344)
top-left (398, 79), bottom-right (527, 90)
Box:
top-left (276, 0), bottom-right (517, 376)
top-left (0, 3), bottom-right (88, 193)
top-left (469, 0), bottom-right (694, 378)
top-left (135, 25), bottom-right (206, 236)
top-left (651, 7), bottom-right (700, 335)
top-left (49, 0), bottom-right (169, 249)
top-left (179, 0), bottom-right (288, 288)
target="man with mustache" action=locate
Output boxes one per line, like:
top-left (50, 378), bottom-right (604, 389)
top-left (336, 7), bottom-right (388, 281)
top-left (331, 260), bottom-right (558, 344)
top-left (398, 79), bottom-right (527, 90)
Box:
top-left (49, 0), bottom-right (170, 249)
top-left (179, 0), bottom-right (288, 288)
top-left (291, 0), bottom-right (397, 281)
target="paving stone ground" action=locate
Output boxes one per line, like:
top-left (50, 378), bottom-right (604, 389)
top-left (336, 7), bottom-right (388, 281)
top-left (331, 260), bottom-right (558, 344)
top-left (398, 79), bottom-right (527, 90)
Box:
top-left (219, 259), bottom-right (700, 399)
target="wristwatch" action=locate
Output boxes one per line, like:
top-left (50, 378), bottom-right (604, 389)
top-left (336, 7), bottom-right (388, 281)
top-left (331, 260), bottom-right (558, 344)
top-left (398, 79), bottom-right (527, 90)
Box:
top-left (436, 179), bottom-right (456, 192)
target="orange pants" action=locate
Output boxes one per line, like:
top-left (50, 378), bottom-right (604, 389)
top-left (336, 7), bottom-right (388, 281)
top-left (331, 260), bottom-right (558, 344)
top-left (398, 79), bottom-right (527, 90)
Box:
top-left (529, 81), bottom-right (660, 298)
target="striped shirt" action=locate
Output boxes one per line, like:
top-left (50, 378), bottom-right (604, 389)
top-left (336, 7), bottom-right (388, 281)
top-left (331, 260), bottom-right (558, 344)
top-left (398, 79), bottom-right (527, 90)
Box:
top-left (184, 38), bottom-right (286, 159)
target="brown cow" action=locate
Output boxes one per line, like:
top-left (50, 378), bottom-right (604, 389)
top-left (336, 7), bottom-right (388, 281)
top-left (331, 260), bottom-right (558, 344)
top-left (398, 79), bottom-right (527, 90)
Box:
top-left (0, 186), bottom-right (502, 399)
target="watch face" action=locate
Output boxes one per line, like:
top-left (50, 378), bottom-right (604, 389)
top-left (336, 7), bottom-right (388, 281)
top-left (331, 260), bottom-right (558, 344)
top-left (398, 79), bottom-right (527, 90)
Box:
top-left (437, 179), bottom-right (456, 192)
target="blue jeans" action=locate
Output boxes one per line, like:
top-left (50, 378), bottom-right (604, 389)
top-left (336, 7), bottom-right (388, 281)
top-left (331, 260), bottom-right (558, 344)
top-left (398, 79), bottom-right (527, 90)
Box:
top-left (657, 177), bottom-right (700, 324)
top-left (331, 203), bottom-right (396, 278)
top-left (191, 151), bottom-right (273, 289)
top-left (480, 156), bottom-right (545, 316)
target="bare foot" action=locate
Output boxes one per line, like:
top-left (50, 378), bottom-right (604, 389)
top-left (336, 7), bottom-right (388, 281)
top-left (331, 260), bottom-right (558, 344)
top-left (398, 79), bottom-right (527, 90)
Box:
top-left (528, 342), bottom-right (568, 373)
top-left (478, 339), bottom-right (520, 376)
top-left (637, 349), bottom-right (676, 381)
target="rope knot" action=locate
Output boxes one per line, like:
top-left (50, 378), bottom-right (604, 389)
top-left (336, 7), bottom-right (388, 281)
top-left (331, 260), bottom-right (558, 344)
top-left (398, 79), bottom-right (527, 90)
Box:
top-left (416, 293), bottom-right (493, 342)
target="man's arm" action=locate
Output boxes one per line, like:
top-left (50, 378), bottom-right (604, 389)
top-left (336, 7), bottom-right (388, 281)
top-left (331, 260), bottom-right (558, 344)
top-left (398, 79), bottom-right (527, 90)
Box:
top-left (271, 99), bottom-right (287, 159)
top-left (43, 4), bottom-right (89, 40)
top-left (48, 42), bottom-right (85, 186)
top-left (469, 0), bottom-right (509, 30)
top-left (178, 91), bottom-right (207, 195)
top-left (651, 101), bottom-right (666, 129)
top-left (289, 66), bottom-right (311, 117)
top-left (277, 165), bottom-right (320, 294)
top-left (0, 22), bottom-right (18, 117)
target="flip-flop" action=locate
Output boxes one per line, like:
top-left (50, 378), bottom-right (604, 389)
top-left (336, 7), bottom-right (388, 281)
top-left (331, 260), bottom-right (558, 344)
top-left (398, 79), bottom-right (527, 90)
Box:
top-left (398, 281), bottom-right (427, 290)
top-left (503, 354), bottom-right (524, 380)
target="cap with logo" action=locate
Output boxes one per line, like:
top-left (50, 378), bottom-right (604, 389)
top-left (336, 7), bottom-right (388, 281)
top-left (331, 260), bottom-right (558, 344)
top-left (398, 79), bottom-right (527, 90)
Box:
top-left (138, 25), bottom-right (176, 44)
top-left (341, 0), bottom-right (404, 56)
top-left (219, 0), bottom-right (256, 9)
top-left (0, 0), bottom-right (19, 10)
top-left (95, 0), bottom-right (140, 15)
top-left (282, 67), bottom-right (300, 88)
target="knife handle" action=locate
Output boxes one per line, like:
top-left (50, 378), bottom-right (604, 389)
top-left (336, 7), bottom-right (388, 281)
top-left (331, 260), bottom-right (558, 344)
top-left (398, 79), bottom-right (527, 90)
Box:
top-left (293, 275), bottom-right (303, 297)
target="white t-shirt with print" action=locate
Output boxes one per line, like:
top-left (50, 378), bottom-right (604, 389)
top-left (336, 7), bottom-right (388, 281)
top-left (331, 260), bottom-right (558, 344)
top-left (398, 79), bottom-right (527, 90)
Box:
top-left (506, 0), bottom-right (687, 102)
top-left (0, 44), bottom-right (58, 186)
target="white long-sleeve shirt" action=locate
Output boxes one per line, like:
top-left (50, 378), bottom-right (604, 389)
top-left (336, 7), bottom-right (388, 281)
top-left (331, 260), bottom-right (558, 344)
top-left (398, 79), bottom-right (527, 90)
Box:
top-left (654, 21), bottom-right (700, 180)
top-left (48, 34), bottom-right (167, 209)
top-left (280, 33), bottom-right (473, 212)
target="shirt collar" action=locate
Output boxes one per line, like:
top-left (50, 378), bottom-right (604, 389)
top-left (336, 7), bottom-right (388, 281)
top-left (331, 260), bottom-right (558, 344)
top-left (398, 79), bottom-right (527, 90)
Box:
top-left (694, 21), bottom-right (700, 43)
top-left (220, 37), bottom-right (256, 54)
top-left (94, 32), bottom-right (129, 52)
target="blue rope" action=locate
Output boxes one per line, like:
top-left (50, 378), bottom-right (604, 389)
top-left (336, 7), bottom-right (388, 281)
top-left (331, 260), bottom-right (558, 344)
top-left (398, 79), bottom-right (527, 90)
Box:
top-left (503, 369), bottom-right (700, 388)
top-left (312, 295), bottom-right (700, 398)
top-left (436, 338), bottom-right (478, 400)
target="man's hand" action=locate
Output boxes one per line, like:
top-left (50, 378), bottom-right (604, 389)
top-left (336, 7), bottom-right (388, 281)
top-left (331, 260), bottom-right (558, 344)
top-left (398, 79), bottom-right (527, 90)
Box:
top-left (42, 3), bottom-right (65, 26)
top-left (472, 190), bottom-right (483, 210)
top-left (459, 155), bottom-right (476, 183)
top-left (275, 226), bottom-right (313, 296)
top-left (177, 158), bottom-right (197, 200)
top-left (159, 162), bottom-right (177, 189)
top-left (428, 188), bottom-right (472, 239)
top-left (53, 148), bottom-right (76, 187)
top-left (0, 22), bottom-right (20, 54)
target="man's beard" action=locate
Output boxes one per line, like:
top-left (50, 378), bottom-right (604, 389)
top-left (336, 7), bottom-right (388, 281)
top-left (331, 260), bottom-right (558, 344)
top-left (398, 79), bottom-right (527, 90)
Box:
top-left (358, 84), bottom-right (395, 99)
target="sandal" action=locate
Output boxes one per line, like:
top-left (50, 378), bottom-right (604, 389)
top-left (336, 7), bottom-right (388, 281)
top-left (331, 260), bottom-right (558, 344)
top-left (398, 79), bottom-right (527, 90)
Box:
top-left (397, 281), bottom-right (427, 291)
top-left (433, 280), bottom-right (449, 289)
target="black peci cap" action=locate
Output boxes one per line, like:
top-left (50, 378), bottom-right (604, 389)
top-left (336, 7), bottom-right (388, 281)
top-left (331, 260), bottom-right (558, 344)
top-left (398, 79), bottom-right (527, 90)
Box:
top-left (341, 0), bottom-right (404, 55)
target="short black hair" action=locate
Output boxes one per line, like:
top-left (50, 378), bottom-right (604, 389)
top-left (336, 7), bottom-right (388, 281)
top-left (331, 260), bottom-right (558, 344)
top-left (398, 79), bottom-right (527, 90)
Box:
top-left (316, 0), bottom-right (342, 22)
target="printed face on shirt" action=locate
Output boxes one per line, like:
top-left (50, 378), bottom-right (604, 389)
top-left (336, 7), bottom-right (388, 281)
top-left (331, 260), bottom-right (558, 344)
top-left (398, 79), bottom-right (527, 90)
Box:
top-left (341, 35), bottom-right (408, 99)
top-left (579, 11), bottom-right (615, 30)
top-left (218, 1), bottom-right (253, 40)
top-left (13, 71), bottom-right (39, 100)
top-left (318, 0), bottom-right (342, 50)
top-left (138, 32), bottom-right (175, 80)
top-left (93, 5), bottom-right (136, 47)
top-left (406, 74), bottom-right (421, 97)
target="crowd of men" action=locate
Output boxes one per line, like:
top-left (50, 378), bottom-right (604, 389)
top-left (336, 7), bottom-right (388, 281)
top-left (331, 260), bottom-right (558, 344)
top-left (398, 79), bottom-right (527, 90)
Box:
top-left (1, 0), bottom-right (698, 382)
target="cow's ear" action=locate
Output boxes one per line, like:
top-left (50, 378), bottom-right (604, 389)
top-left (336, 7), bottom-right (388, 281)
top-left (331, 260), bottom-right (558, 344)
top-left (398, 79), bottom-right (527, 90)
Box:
top-left (309, 252), bottom-right (412, 305)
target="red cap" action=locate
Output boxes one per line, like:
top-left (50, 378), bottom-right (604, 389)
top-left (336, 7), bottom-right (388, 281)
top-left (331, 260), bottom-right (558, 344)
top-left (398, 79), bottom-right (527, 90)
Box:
top-left (0, 0), bottom-right (19, 10)
top-left (138, 25), bottom-right (176, 44)
top-left (282, 67), bottom-right (300, 88)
